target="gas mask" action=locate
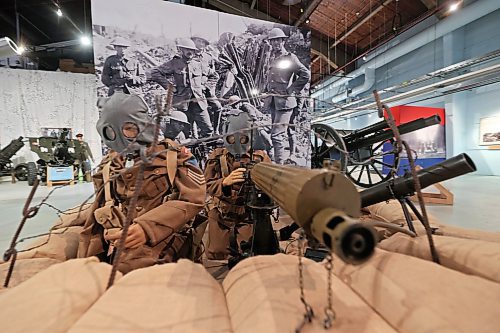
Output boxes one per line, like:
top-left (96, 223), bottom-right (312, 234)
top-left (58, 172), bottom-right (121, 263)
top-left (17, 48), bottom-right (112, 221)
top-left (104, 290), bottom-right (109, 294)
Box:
top-left (96, 93), bottom-right (155, 155)
top-left (224, 112), bottom-right (255, 159)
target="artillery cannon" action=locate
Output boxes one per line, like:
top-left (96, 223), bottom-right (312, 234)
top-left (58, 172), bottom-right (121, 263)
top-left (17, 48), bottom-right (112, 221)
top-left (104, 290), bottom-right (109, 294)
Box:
top-left (0, 136), bottom-right (35, 183)
top-left (312, 115), bottom-right (441, 188)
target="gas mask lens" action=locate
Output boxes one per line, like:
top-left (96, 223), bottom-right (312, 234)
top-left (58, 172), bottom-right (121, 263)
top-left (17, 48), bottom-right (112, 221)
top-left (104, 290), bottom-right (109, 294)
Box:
top-left (122, 122), bottom-right (139, 138)
top-left (226, 134), bottom-right (236, 144)
top-left (103, 126), bottom-right (116, 141)
top-left (240, 135), bottom-right (249, 144)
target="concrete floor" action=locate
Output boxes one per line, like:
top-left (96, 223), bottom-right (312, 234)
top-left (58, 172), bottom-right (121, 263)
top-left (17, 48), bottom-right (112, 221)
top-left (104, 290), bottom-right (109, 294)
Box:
top-left (1, 174), bottom-right (499, 254)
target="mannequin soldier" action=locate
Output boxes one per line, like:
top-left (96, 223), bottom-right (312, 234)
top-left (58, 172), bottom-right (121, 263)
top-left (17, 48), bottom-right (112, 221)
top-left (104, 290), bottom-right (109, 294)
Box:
top-left (151, 38), bottom-right (214, 138)
top-left (204, 112), bottom-right (271, 260)
top-left (78, 93), bottom-right (206, 274)
top-left (101, 37), bottom-right (146, 96)
top-left (262, 28), bottom-right (310, 164)
top-left (74, 133), bottom-right (94, 182)
top-left (192, 35), bottom-right (223, 135)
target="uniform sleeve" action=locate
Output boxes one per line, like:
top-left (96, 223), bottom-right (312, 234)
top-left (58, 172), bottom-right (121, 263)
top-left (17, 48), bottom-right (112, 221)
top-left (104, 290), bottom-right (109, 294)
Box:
top-left (101, 58), bottom-right (113, 87)
top-left (150, 61), bottom-right (174, 89)
top-left (204, 156), bottom-right (227, 198)
top-left (134, 162), bottom-right (206, 247)
top-left (287, 55), bottom-right (311, 95)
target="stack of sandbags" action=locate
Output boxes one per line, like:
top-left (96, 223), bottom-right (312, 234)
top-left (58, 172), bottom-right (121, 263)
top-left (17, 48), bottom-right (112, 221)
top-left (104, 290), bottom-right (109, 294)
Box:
top-left (379, 233), bottom-right (500, 283)
top-left (0, 258), bottom-right (120, 332)
top-left (0, 257), bottom-right (62, 290)
top-left (223, 254), bottom-right (395, 333)
top-left (333, 249), bottom-right (500, 333)
top-left (69, 259), bottom-right (232, 333)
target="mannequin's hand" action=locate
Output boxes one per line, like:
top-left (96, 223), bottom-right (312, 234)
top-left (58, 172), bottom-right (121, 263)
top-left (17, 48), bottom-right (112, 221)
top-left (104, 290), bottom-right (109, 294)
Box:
top-left (222, 168), bottom-right (246, 186)
top-left (105, 223), bottom-right (147, 249)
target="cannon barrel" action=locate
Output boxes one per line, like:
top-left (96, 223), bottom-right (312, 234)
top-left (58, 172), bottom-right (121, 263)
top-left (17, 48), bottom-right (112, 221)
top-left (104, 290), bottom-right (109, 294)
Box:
top-left (360, 153), bottom-right (476, 207)
top-left (346, 115), bottom-right (441, 151)
top-left (343, 119), bottom-right (388, 141)
top-left (0, 136), bottom-right (24, 165)
top-left (250, 163), bottom-right (376, 265)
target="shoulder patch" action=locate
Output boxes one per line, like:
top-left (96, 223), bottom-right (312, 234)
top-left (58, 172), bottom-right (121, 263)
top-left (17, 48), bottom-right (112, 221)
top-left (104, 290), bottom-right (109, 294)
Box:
top-left (187, 168), bottom-right (206, 186)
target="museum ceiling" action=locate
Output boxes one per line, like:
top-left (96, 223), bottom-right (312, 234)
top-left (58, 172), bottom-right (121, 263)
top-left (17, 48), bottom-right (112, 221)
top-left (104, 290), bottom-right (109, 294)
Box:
top-left (1, 0), bottom-right (453, 83)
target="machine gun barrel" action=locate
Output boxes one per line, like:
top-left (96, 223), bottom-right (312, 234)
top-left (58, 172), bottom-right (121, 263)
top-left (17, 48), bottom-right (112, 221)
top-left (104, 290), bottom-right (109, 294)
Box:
top-left (250, 163), bottom-right (376, 265)
top-left (0, 136), bottom-right (24, 165)
top-left (360, 153), bottom-right (476, 207)
top-left (346, 115), bottom-right (441, 151)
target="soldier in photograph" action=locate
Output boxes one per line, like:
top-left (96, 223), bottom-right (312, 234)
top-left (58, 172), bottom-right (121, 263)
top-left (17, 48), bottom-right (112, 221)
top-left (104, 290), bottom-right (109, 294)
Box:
top-left (262, 28), bottom-right (310, 164)
top-left (101, 37), bottom-right (146, 96)
top-left (161, 110), bottom-right (191, 144)
top-left (78, 93), bottom-right (206, 274)
top-left (192, 35), bottom-right (223, 135)
top-left (150, 38), bottom-right (215, 138)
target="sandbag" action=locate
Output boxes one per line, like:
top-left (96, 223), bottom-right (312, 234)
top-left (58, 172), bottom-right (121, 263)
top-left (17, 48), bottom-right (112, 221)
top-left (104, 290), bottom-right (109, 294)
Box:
top-left (0, 257), bottom-right (61, 290)
top-left (0, 257), bottom-right (121, 333)
top-left (430, 221), bottom-right (500, 243)
top-left (364, 200), bottom-right (415, 224)
top-left (223, 254), bottom-right (396, 333)
top-left (333, 249), bottom-right (500, 333)
top-left (69, 259), bottom-right (232, 333)
top-left (14, 226), bottom-right (83, 261)
top-left (379, 233), bottom-right (500, 283)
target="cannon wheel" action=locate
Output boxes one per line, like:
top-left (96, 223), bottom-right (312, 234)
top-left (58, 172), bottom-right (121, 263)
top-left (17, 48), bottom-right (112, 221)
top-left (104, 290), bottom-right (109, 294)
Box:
top-left (14, 163), bottom-right (28, 181)
top-left (311, 124), bottom-right (399, 188)
top-left (345, 136), bottom-right (400, 188)
top-left (311, 123), bottom-right (347, 170)
top-left (27, 162), bottom-right (37, 186)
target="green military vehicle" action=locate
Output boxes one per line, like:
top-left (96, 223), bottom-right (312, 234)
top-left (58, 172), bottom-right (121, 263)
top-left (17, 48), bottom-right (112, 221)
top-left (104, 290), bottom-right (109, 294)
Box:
top-left (0, 136), bottom-right (36, 183)
top-left (26, 129), bottom-right (93, 185)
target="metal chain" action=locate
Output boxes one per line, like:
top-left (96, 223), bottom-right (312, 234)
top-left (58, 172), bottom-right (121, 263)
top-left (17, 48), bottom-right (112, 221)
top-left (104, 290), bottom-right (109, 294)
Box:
top-left (295, 229), bottom-right (314, 333)
top-left (323, 252), bottom-right (336, 329)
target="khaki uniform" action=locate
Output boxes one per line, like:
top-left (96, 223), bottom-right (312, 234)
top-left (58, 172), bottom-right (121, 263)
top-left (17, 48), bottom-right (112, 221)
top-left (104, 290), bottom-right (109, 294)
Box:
top-left (199, 52), bottom-right (223, 134)
top-left (101, 54), bottom-right (145, 96)
top-left (204, 148), bottom-right (271, 259)
top-left (151, 56), bottom-right (216, 137)
top-left (262, 51), bottom-right (310, 164)
top-left (78, 140), bottom-right (206, 273)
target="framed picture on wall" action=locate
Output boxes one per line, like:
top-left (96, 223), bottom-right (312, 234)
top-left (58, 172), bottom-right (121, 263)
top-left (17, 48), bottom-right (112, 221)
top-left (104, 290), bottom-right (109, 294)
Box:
top-left (479, 116), bottom-right (500, 145)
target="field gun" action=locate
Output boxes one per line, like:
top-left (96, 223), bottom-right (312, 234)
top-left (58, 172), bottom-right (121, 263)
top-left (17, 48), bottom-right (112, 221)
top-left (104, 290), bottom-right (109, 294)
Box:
top-left (312, 115), bottom-right (441, 188)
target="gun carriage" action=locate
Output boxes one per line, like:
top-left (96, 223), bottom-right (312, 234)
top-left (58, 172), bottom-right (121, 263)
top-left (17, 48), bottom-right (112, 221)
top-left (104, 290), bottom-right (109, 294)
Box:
top-left (311, 115), bottom-right (441, 188)
top-left (0, 136), bottom-right (34, 182)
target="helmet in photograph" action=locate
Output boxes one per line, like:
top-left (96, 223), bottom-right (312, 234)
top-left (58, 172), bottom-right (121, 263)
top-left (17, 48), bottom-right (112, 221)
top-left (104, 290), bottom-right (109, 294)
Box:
top-left (268, 28), bottom-right (287, 40)
top-left (166, 110), bottom-right (189, 124)
top-left (227, 95), bottom-right (242, 107)
top-left (191, 35), bottom-right (210, 47)
top-left (176, 38), bottom-right (198, 50)
top-left (96, 93), bottom-right (155, 154)
top-left (110, 36), bottom-right (131, 48)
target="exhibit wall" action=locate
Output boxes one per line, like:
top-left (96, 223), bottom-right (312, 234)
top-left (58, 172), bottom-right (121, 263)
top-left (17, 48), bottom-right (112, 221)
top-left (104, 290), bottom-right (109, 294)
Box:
top-left (0, 68), bottom-right (100, 165)
top-left (90, 0), bottom-right (311, 166)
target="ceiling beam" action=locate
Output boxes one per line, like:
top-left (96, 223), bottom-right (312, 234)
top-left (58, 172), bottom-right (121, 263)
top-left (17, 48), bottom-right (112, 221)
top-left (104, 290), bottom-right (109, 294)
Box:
top-left (207, 0), bottom-right (348, 69)
top-left (294, 0), bottom-right (321, 27)
top-left (330, 0), bottom-right (394, 49)
top-left (419, 0), bottom-right (438, 10)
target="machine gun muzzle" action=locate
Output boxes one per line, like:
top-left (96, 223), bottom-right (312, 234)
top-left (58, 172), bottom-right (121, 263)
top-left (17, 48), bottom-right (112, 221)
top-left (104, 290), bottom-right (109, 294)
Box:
top-left (250, 163), bottom-right (376, 265)
top-left (360, 153), bottom-right (476, 207)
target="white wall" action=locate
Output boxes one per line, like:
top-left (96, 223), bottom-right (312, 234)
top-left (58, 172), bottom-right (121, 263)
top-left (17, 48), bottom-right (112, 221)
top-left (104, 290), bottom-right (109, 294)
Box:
top-left (0, 68), bottom-right (100, 165)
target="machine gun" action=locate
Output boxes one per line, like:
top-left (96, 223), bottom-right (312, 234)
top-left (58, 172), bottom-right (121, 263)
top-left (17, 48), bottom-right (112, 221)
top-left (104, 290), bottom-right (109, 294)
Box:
top-left (0, 136), bottom-right (33, 182)
top-left (312, 115), bottom-right (442, 188)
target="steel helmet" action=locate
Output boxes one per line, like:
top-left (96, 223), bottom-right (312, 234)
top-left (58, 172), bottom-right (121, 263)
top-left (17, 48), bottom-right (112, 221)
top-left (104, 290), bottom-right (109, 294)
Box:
top-left (268, 28), bottom-right (287, 40)
top-left (110, 36), bottom-right (131, 47)
top-left (191, 35), bottom-right (210, 46)
top-left (227, 95), bottom-right (242, 106)
top-left (176, 38), bottom-right (198, 50)
top-left (166, 110), bottom-right (189, 124)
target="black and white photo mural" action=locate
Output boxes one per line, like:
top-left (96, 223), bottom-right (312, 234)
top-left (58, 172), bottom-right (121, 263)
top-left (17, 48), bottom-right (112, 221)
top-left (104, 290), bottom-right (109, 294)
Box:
top-left (91, 0), bottom-right (311, 165)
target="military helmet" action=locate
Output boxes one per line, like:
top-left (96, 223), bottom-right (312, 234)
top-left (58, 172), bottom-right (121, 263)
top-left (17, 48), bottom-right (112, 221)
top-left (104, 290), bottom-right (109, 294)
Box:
top-left (110, 36), bottom-right (131, 47)
top-left (227, 95), bottom-right (241, 106)
top-left (268, 28), bottom-right (288, 40)
top-left (166, 110), bottom-right (189, 124)
top-left (176, 38), bottom-right (198, 50)
top-left (191, 35), bottom-right (210, 46)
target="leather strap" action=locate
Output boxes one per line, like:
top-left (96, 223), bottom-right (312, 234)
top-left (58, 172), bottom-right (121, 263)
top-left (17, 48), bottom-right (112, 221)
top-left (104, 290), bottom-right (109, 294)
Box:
top-left (102, 161), bottom-right (113, 203)
top-left (220, 154), bottom-right (229, 178)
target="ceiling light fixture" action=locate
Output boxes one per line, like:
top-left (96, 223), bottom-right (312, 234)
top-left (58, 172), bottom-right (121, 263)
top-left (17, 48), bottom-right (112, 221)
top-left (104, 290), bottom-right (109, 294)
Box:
top-left (449, 2), bottom-right (460, 12)
top-left (305, 19), bottom-right (310, 24)
top-left (56, 8), bottom-right (63, 16)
